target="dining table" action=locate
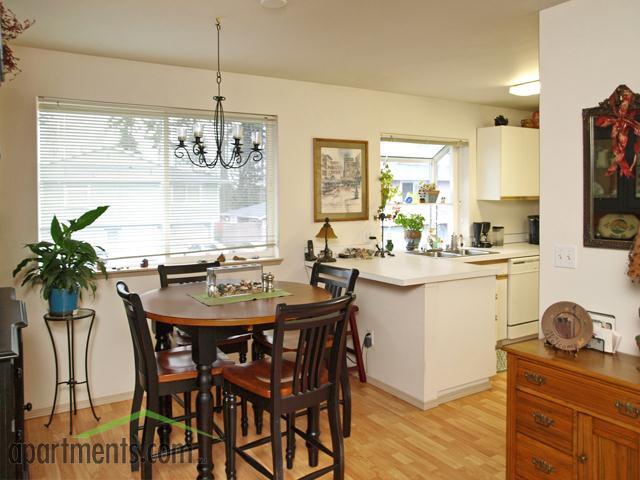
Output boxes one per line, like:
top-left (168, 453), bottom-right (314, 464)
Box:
top-left (140, 280), bottom-right (332, 480)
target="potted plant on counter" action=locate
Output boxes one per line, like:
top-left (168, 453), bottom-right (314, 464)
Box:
top-left (394, 213), bottom-right (425, 251)
top-left (13, 206), bottom-right (109, 316)
top-left (418, 182), bottom-right (439, 203)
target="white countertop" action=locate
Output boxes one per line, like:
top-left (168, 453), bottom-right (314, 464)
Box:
top-left (306, 242), bottom-right (539, 287)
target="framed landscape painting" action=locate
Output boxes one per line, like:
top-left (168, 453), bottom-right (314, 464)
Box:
top-left (313, 138), bottom-right (369, 222)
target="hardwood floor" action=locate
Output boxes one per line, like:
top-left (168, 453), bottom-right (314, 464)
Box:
top-left (25, 374), bottom-right (506, 479)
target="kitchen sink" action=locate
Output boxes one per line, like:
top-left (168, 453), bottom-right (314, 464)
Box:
top-left (407, 248), bottom-right (498, 258)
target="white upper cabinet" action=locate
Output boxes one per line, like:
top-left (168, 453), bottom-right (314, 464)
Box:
top-left (476, 126), bottom-right (539, 200)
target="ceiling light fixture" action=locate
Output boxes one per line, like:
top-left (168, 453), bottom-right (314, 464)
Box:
top-left (260, 0), bottom-right (288, 8)
top-left (174, 18), bottom-right (263, 169)
top-left (509, 80), bottom-right (541, 97)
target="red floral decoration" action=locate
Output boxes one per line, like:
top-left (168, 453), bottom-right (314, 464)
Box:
top-left (1, 2), bottom-right (34, 81)
top-left (595, 86), bottom-right (640, 178)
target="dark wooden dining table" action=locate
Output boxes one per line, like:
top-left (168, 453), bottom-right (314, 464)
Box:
top-left (140, 280), bottom-right (331, 480)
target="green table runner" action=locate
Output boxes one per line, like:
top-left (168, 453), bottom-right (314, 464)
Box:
top-left (189, 289), bottom-right (292, 306)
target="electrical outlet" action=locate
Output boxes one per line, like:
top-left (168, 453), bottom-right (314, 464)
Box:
top-left (363, 331), bottom-right (374, 348)
top-left (555, 244), bottom-right (577, 269)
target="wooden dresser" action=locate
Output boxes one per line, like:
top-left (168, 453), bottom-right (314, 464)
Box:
top-left (504, 339), bottom-right (640, 479)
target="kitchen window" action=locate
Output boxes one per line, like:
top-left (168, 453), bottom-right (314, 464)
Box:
top-left (37, 98), bottom-right (278, 266)
top-left (380, 137), bottom-right (460, 247)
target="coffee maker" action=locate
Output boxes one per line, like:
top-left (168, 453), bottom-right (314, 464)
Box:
top-left (472, 222), bottom-right (492, 248)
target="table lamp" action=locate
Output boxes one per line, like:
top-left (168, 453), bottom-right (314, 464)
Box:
top-left (315, 217), bottom-right (337, 263)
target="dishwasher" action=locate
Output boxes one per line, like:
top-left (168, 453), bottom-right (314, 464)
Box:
top-left (507, 256), bottom-right (539, 339)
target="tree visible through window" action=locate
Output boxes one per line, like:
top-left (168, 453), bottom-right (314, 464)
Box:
top-left (37, 98), bottom-right (278, 264)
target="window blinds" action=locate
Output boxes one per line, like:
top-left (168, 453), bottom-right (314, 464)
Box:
top-left (37, 97), bottom-right (278, 261)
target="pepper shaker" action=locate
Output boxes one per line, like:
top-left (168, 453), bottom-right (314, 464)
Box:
top-left (206, 267), bottom-right (216, 297)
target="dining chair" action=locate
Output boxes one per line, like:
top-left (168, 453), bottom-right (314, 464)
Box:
top-left (251, 263), bottom-right (359, 437)
top-left (223, 294), bottom-right (355, 480)
top-left (117, 281), bottom-right (247, 480)
top-left (158, 262), bottom-right (253, 363)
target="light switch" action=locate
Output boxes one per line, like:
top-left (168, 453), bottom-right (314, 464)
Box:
top-left (554, 244), bottom-right (577, 269)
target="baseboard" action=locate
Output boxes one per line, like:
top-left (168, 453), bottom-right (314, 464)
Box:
top-left (26, 391), bottom-right (134, 420)
top-left (366, 376), bottom-right (492, 411)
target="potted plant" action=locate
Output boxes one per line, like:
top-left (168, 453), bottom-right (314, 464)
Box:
top-left (418, 182), bottom-right (439, 203)
top-left (13, 206), bottom-right (109, 316)
top-left (378, 163), bottom-right (399, 215)
top-left (394, 213), bottom-right (425, 251)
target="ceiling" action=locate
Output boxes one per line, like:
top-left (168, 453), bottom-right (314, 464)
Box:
top-left (6, 0), bottom-right (566, 109)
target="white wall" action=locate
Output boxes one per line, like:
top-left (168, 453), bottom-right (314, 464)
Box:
top-left (540, 0), bottom-right (640, 355)
top-left (0, 46), bottom-right (533, 412)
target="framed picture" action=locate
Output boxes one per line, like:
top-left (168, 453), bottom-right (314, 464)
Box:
top-left (313, 138), bottom-right (369, 222)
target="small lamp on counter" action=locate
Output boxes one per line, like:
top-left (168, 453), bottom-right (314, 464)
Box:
top-left (315, 217), bottom-right (337, 263)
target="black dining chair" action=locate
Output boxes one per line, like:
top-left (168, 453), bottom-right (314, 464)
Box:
top-left (157, 262), bottom-right (253, 363)
top-left (251, 263), bottom-right (359, 438)
top-left (223, 294), bottom-right (355, 480)
top-left (117, 281), bottom-right (247, 480)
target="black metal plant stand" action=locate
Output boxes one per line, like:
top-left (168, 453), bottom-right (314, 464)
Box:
top-left (43, 308), bottom-right (100, 435)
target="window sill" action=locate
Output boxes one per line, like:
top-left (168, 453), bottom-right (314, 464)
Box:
top-left (99, 257), bottom-right (284, 279)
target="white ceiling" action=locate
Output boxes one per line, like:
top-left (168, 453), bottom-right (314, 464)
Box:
top-left (6, 0), bottom-right (566, 109)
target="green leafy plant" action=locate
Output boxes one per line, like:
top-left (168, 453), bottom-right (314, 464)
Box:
top-left (13, 206), bottom-right (109, 299)
top-left (418, 182), bottom-right (438, 195)
top-left (394, 213), bottom-right (425, 232)
top-left (379, 163), bottom-right (399, 213)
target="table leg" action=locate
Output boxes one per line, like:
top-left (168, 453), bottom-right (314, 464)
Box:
top-left (84, 312), bottom-right (100, 422)
top-left (44, 319), bottom-right (59, 429)
top-left (67, 319), bottom-right (75, 435)
top-left (154, 321), bottom-right (173, 449)
top-left (191, 327), bottom-right (217, 480)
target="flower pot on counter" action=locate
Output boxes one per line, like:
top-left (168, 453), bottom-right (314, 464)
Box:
top-left (426, 190), bottom-right (440, 203)
top-left (404, 230), bottom-right (422, 251)
top-left (48, 288), bottom-right (79, 316)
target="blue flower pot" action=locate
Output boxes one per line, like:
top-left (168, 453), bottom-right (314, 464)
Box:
top-left (48, 288), bottom-right (79, 316)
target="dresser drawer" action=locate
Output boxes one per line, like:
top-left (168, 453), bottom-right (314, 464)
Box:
top-left (516, 390), bottom-right (573, 453)
top-left (515, 433), bottom-right (573, 479)
top-left (516, 360), bottom-right (640, 428)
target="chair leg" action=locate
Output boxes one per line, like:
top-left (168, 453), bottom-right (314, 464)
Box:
top-left (253, 404), bottom-right (264, 435)
top-left (328, 390), bottom-right (345, 479)
top-left (270, 411), bottom-right (284, 480)
top-left (241, 397), bottom-right (249, 437)
top-left (341, 356), bottom-right (352, 438)
top-left (224, 390), bottom-right (237, 480)
top-left (306, 406), bottom-right (320, 467)
top-left (130, 384), bottom-right (144, 472)
top-left (184, 391), bottom-right (192, 446)
top-left (348, 307), bottom-right (367, 383)
top-left (239, 342), bottom-right (248, 363)
top-left (140, 400), bottom-right (159, 480)
top-left (285, 413), bottom-right (296, 469)
top-left (216, 385), bottom-right (222, 410)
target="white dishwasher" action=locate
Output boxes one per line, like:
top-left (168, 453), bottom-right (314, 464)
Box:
top-left (507, 256), bottom-right (539, 339)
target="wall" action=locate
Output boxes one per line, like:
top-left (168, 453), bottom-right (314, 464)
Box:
top-left (539, 0), bottom-right (640, 354)
top-left (0, 46), bottom-right (534, 413)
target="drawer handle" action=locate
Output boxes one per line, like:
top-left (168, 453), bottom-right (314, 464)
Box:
top-left (532, 457), bottom-right (555, 474)
top-left (532, 412), bottom-right (555, 428)
top-left (578, 454), bottom-right (588, 464)
top-left (614, 400), bottom-right (640, 418)
top-left (524, 371), bottom-right (546, 386)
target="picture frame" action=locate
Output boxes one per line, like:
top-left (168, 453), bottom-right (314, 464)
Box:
top-left (313, 138), bottom-right (369, 222)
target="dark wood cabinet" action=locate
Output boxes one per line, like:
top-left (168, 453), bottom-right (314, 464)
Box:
top-left (0, 288), bottom-right (29, 480)
top-left (505, 340), bottom-right (640, 480)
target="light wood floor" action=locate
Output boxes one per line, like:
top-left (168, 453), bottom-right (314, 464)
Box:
top-left (25, 374), bottom-right (507, 479)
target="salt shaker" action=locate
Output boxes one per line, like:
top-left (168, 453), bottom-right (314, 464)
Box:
top-left (265, 272), bottom-right (275, 292)
top-left (206, 267), bottom-right (216, 297)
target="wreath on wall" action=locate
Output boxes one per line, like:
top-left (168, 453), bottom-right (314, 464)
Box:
top-left (0, 2), bottom-right (34, 82)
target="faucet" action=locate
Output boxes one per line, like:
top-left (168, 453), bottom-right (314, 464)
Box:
top-left (447, 233), bottom-right (460, 252)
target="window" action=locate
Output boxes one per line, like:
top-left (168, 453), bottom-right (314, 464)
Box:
top-left (380, 137), bottom-right (460, 248)
top-left (37, 98), bottom-right (278, 265)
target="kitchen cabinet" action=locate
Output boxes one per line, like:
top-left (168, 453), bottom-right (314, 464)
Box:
top-left (505, 340), bottom-right (640, 480)
top-left (476, 126), bottom-right (539, 200)
top-left (468, 258), bottom-right (508, 341)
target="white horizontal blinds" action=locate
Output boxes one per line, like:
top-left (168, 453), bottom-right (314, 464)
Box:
top-left (38, 98), bottom-right (277, 261)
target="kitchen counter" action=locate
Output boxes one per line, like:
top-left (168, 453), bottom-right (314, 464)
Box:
top-left (456, 242), bottom-right (539, 263)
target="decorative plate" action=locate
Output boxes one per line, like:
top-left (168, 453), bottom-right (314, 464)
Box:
top-left (541, 302), bottom-right (593, 352)
top-left (597, 213), bottom-right (639, 239)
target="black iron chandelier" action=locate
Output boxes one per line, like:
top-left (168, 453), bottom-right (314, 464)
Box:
top-left (174, 18), bottom-right (264, 169)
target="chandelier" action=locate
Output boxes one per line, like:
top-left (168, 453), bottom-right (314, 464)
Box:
top-left (174, 18), bottom-right (264, 169)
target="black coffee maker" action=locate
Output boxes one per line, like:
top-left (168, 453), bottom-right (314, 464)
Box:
top-left (528, 215), bottom-right (540, 244)
top-left (472, 222), bottom-right (492, 248)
